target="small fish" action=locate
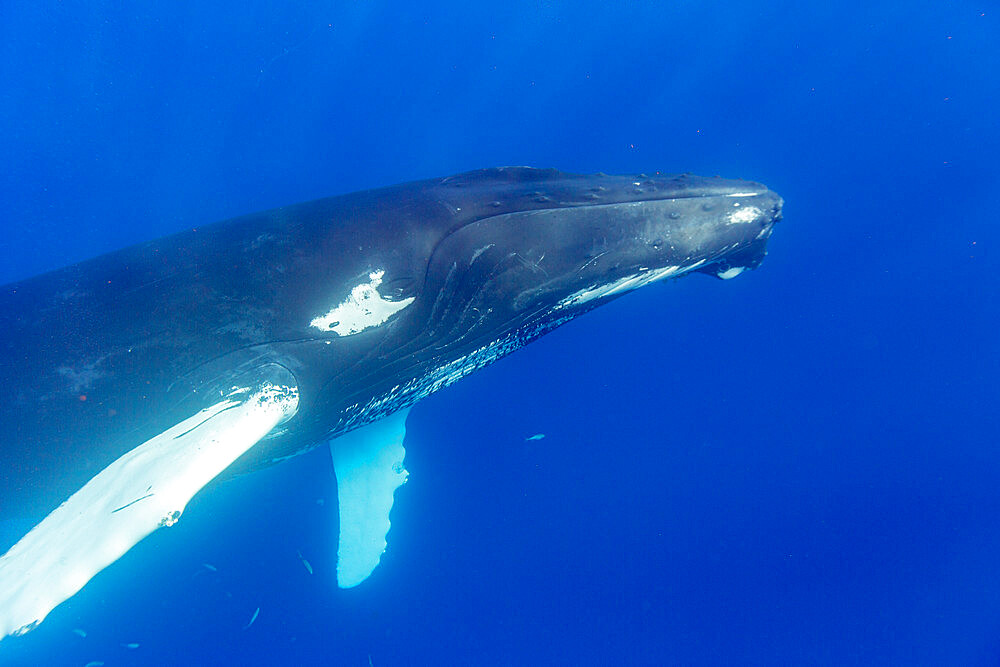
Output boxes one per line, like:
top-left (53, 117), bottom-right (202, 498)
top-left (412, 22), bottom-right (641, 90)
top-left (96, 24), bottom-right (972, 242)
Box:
top-left (297, 549), bottom-right (314, 575)
top-left (72, 628), bottom-right (87, 638)
top-left (525, 433), bottom-right (546, 441)
top-left (202, 563), bottom-right (217, 572)
top-left (84, 662), bottom-right (104, 667)
top-left (243, 606), bottom-right (260, 630)
top-left (121, 643), bottom-right (139, 649)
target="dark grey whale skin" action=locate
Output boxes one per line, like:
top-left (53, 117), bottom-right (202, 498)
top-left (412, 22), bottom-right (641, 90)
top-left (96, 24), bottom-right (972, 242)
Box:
top-left (0, 167), bottom-right (782, 528)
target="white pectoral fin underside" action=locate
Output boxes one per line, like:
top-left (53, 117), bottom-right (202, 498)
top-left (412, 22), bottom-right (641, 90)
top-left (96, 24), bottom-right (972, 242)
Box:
top-left (0, 370), bottom-right (299, 640)
top-left (331, 408), bottom-right (410, 588)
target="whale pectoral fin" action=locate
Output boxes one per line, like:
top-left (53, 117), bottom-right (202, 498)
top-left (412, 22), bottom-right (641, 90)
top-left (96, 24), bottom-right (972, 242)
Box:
top-left (331, 408), bottom-right (410, 588)
top-left (0, 366), bottom-right (299, 640)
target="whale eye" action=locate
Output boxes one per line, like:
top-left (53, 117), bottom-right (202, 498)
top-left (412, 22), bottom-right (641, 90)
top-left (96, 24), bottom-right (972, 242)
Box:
top-left (382, 275), bottom-right (417, 297)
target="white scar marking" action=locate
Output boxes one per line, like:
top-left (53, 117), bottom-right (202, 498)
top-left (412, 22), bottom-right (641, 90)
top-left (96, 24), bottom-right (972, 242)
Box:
top-left (727, 205), bottom-right (761, 224)
top-left (557, 260), bottom-right (706, 309)
top-left (0, 382), bottom-right (299, 639)
top-left (310, 270), bottom-right (415, 336)
top-left (717, 266), bottom-right (745, 280)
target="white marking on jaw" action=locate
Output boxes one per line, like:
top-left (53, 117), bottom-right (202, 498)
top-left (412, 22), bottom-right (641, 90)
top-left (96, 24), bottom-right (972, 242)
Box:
top-left (717, 267), bottom-right (745, 280)
top-left (469, 243), bottom-right (495, 266)
top-left (725, 192), bottom-right (761, 197)
top-left (557, 259), bottom-right (707, 309)
top-left (310, 270), bottom-right (415, 336)
top-left (727, 205), bottom-right (761, 224)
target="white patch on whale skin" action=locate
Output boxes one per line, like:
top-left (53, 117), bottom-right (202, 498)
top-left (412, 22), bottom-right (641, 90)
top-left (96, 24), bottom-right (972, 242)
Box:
top-left (469, 243), bottom-right (495, 266)
top-left (717, 266), bottom-right (745, 280)
top-left (556, 259), bottom-right (707, 310)
top-left (727, 205), bottom-right (762, 224)
top-left (310, 270), bottom-right (415, 336)
top-left (0, 381), bottom-right (299, 640)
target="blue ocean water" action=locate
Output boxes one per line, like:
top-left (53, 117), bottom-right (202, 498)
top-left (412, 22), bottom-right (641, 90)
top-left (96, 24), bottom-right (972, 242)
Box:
top-left (1, 1), bottom-right (997, 664)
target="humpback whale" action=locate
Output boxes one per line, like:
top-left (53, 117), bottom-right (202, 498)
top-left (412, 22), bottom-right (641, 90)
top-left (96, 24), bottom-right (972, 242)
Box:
top-left (0, 167), bottom-right (782, 639)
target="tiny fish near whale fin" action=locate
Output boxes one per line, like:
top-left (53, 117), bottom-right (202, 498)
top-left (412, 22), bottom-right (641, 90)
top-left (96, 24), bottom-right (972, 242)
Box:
top-left (0, 364), bottom-right (299, 640)
top-left (331, 408), bottom-right (410, 588)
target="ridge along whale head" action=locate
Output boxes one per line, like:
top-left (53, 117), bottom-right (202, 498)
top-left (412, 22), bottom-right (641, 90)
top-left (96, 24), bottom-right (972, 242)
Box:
top-left (299, 167), bottom-right (782, 340)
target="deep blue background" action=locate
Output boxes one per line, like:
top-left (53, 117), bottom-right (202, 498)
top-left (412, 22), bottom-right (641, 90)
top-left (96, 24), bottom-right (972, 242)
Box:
top-left (2, 2), bottom-right (998, 664)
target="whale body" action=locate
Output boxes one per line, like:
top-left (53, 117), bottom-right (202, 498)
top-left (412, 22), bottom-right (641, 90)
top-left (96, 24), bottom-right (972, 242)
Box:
top-left (0, 167), bottom-right (782, 638)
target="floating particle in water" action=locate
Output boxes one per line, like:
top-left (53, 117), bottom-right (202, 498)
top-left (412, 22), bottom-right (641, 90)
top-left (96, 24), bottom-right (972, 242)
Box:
top-left (297, 549), bottom-right (314, 575)
top-left (243, 607), bottom-right (260, 630)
